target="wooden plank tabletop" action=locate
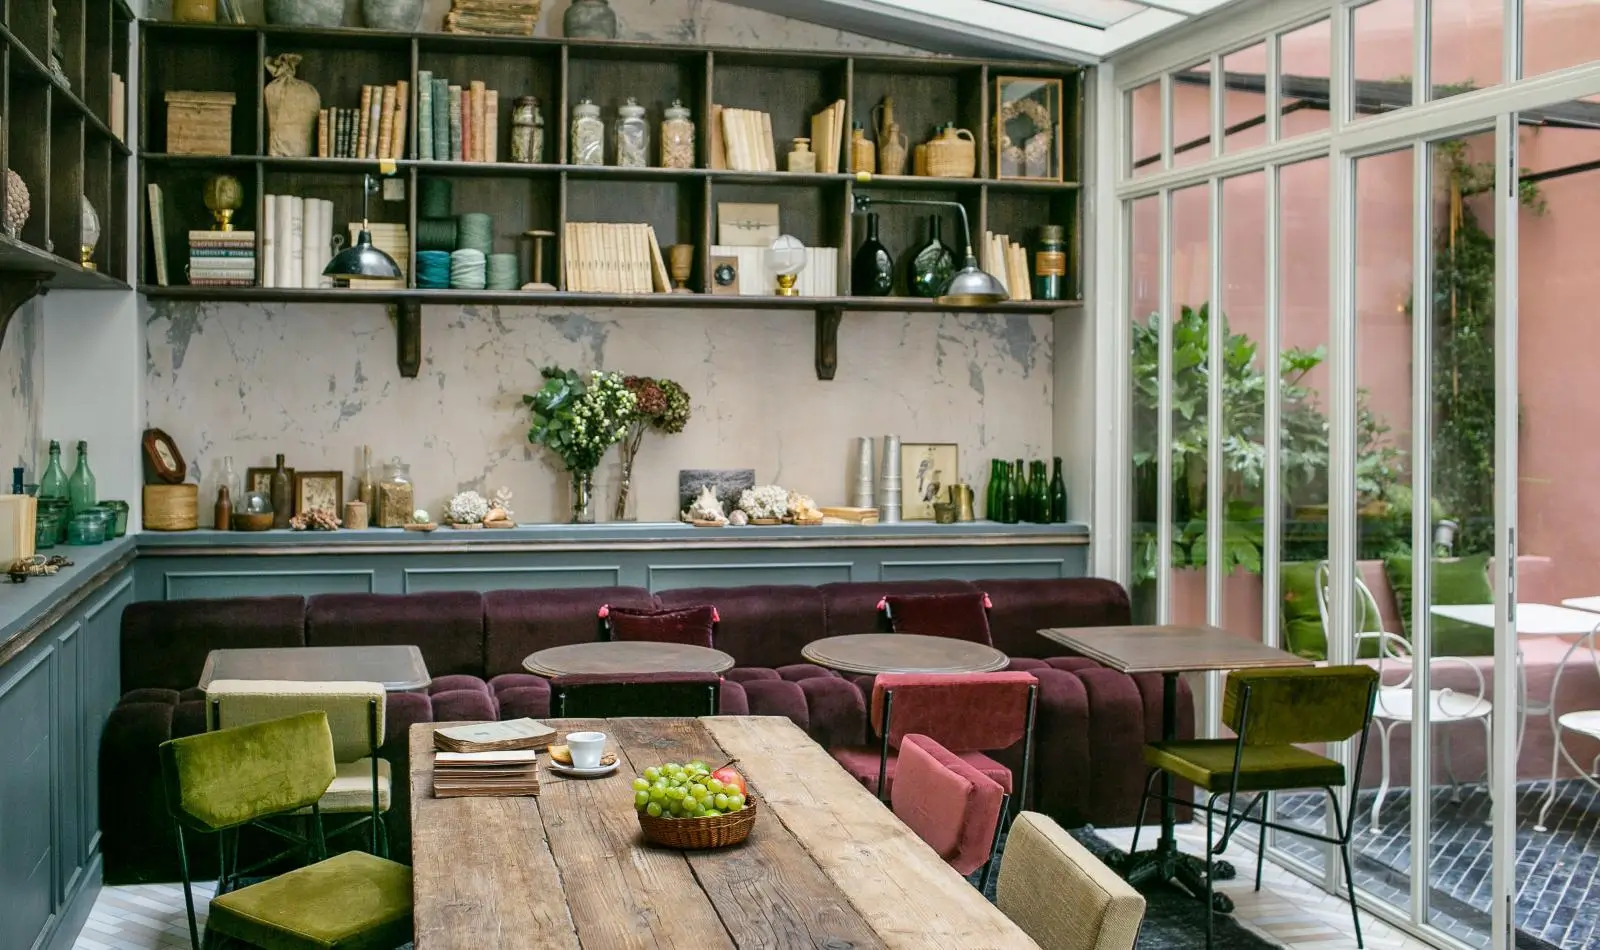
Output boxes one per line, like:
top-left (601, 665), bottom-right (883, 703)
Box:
top-left (410, 716), bottom-right (1039, 950)
top-left (1038, 624), bottom-right (1312, 675)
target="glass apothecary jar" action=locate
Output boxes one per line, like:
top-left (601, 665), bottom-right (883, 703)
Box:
top-left (570, 99), bottom-right (604, 166)
top-left (661, 99), bottom-right (694, 169)
top-left (67, 510), bottom-right (107, 545)
top-left (615, 97), bottom-right (649, 168)
top-left (510, 96), bottom-right (544, 164)
top-left (376, 457), bottom-right (415, 528)
top-left (35, 509), bottom-right (63, 549)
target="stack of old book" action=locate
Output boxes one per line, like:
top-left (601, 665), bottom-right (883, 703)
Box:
top-left (443, 0), bottom-right (541, 36)
top-left (316, 82), bottom-right (409, 160)
top-left (187, 229), bottom-right (256, 287)
top-left (561, 222), bottom-right (671, 293)
top-left (431, 718), bottom-right (554, 798)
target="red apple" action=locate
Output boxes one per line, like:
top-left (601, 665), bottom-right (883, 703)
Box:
top-left (711, 764), bottom-right (747, 797)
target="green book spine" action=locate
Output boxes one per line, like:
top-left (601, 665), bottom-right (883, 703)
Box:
top-left (417, 70), bottom-right (434, 162)
top-left (448, 85), bottom-right (464, 162)
top-left (432, 78), bottom-right (450, 161)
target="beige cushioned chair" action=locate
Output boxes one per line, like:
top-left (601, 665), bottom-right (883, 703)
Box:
top-left (996, 811), bottom-right (1145, 950)
top-left (206, 679), bottom-right (390, 851)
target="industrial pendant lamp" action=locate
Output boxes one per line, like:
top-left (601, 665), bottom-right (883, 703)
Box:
top-left (850, 191), bottom-right (1008, 306)
top-left (324, 174), bottom-right (402, 281)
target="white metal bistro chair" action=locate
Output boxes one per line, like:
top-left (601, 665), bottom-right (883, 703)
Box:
top-left (1532, 616), bottom-right (1600, 832)
top-left (1314, 563), bottom-right (1493, 829)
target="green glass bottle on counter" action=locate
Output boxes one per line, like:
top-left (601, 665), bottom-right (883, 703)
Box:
top-left (1029, 460), bottom-right (1048, 523)
top-left (1000, 462), bottom-right (1019, 524)
top-left (39, 440), bottom-right (68, 500)
top-left (68, 440), bottom-right (96, 515)
top-left (1011, 458), bottom-right (1028, 521)
top-left (1049, 457), bottom-right (1068, 523)
top-left (986, 459), bottom-right (1004, 520)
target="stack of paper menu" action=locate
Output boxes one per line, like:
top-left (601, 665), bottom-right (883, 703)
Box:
top-left (434, 718), bottom-right (556, 753)
top-left (432, 749), bottom-right (540, 798)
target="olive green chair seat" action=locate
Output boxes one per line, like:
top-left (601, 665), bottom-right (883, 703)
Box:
top-left (1143, 740), bottom-right (1345, 792)
top-left (208, 849), bottom-right (413, 950)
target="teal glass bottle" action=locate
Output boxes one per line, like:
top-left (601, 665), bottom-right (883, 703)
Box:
top-left (1000, 462), bottom-right (1019, 525)
top-left (902, 214), bottom-right (956, 298)
top-left (68, 441), bottom-right (96, 515)
top-left (1049, 457), bottom-right (1068, 523)
top-left (39, 440), bottom-right (68, 500)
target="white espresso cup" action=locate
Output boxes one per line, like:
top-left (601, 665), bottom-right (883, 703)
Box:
top-left (566, 731), bottom-right (606, 769)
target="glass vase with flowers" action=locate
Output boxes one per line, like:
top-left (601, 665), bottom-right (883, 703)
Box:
top-left (524, 367), bottom-right (636, 523)
top-left (613, 376), bottom-right (691, 521)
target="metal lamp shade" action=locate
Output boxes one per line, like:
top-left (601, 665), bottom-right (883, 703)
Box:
top-left (937, 255), bottom-right (1009, 306)
top-left (324, 229), bottom-right (402, 280)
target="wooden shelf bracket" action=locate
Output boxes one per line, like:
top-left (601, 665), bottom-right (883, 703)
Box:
top-left (815, 306), bottom-right (842, 381)
top-left (390, 299), bottom-right (422, 378)
top-left (0, 274), bottom-right (51, 357)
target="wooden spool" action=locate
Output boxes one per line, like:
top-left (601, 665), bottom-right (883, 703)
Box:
top-left (143, 484), bottom-right (199, 531)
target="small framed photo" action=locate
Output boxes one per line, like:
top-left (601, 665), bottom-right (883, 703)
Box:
top-left (294, 471), bottom-right (344, 516)
top-left (900, 443), bottom-right (959, 521)
top-left (995, 76), bottom-right (1063, 181)
top-left (245, 466), bottom-right (293, 497)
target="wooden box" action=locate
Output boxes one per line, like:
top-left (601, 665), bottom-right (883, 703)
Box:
top-left (144, 484), bottom-right (199, 531)
top-left (165, 90), bottom-right (236, 155)
top-left (0, 495), bottom-right (37, 563)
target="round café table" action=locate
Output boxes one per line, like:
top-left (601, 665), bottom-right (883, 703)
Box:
top-left (800, 633), bottom-right (1009, 675)
top-left (522, 640), bottom-right (737, 677)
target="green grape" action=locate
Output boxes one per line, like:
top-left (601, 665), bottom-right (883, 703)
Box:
top-left (635, 790), bottom-right (651, 808)
top-left (713, 793), bottom-right (729, 810)
top-left (706, 779), bottom-right (724, 794)
top-left (649, 787), bottom-right (667, 802)
top-left (643, 767), bottom-right (660, 781)
top-left (688, 783), bottom-right (706, 797)
top-left (632, 777), bottom-right (650, 791)
top-left (666, 786), bottom-right (686, 801)
top-left (664, 762), bottom-right (681, 773)
top-left (645, 802), bottom-right (663, 817)
top-left (689, 760), bottom-right (706, 770)
top-left (727, 794), bottom-right (745, 810)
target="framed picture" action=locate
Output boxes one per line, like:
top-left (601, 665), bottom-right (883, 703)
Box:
top-left (245, 466), bottom-right (294, 498)
top-left (294, 471), bottom-right (344, 516)
top-left (994, 76), bottom-right (1063, 182)
top-left (900, 443), bottom-right (959, 521)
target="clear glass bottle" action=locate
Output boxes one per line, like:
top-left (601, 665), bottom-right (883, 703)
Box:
top-left (510, 96), bottom-right (544, 164)
top-left (570, 99), bottom-right (604, 166)
top-left (615, 97), bottom-right (649, 168)
top-left (221, 454), bottom-right (239, 501)
top-left (377, 456), bottom-right (415, 528)
top-left (660, 99), bottom-right (694, 169)
top-left (68, 441), bottom-right (96, 515)
top-left (39, 440), bottom-right (68, 500)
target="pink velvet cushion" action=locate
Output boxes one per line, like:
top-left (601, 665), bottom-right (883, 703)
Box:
top-left (882, 592), bottom-right (993, 645)
top-left (870, 671), bottom-right (1037, 751)
top-left (603, 604), bottom-right (717, 648)
top-left (892, 734), bottom-right (1006, 875)
top-left (833, 745), bottom-right (1012, 797)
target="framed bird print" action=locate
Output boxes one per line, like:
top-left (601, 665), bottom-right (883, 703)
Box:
top-left (900, 443), bottom-right (959, 521)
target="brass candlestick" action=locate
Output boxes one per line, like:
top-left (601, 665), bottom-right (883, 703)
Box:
top-left (667, 243), bottom-right (694, 292)
top-left (520, 229), bottom-right (555, 291)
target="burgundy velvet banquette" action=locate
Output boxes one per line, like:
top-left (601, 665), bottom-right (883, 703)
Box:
top-left (100, 577), bottom-right (1191, 883)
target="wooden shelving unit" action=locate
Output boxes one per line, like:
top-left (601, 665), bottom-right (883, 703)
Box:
top-left (138, 22), bottom-right (1083, 377)
top-left (0, 0), bottom-right (132, 349)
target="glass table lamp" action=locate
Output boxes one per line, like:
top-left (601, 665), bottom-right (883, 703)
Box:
top-left (766, 234), bottom-right (807, 296)
top-left (79, 195), bottom-right (99, 269)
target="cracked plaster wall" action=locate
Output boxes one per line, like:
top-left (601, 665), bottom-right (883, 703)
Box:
top-left (140, 0), bottom-right (1056, 523)
top-left (1, 299), bottom-right (42, 481)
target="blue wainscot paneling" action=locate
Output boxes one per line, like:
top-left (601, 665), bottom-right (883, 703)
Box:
top-left (647, 561), bottom-right (855, 591)
top-left (163, 569), bottom-right (376, 599)
top-left (403, 565), bottom-right (625, 593)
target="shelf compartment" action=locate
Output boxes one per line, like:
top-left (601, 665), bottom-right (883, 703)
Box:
top-left (852, 63), bottom-right (986, 180)
top-left (563, 174), bottom-right (703, 292)
top-left (8, 0), bottom-right (52, 70)
top-left (266, 32), bottom-right (412, 159)
top-left (848, 183), bottom-right (980, 297)
top-left (711, 54), bottom-right (847, 173)
top-left (263, 168), bottom-right (406, 286)
top-left (984, 187), bottom-right (1079, 300)
top-left (142, 25), bottom-right (259, 158)
top-left (143, 159), bottom-right (259, 287)
top-left (565, 45), bottom-right (706, 168)
top-left (417, 37), bottom-right (558, 165)
top-left (421, 171), bottom-right (559, 285)
top-left (8, 80), bottom-right (52, 253)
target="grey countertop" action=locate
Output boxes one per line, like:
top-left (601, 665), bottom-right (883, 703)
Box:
top-left (0, 535), bottom-right (136, 665)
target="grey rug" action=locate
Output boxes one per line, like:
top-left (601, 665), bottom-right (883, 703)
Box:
top-left (968, 826), bottom-right (1285, 950)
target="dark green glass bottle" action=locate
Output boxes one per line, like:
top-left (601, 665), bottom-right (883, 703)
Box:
top-left (1029, 460), bottom-right (1048, 523)
top-left (39, 440), bottom-right (68, 500)
top-left (851, 212), bottom-right (894, 296)
top-left (1049, 457), bottom-right (1068, 523)
top-left (986, 459), bottom-right (1004, 521)
top-left (1010, 458), bottom-right (1028, 523)
top-left (1000, 462), bottom-right (1019, 525)
top-left (902, 214), bottom-right (956, 298)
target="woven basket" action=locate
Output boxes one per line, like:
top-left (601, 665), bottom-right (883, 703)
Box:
top-left (638, 796), bottom-right (757, 849)
top-left (166, 91), bottom-right (235, 156)
top-left (926, 127), bottom-right (976, 178)
top-left (144, 484), bottom-right (199, 531)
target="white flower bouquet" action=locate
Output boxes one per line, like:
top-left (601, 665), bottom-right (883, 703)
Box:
top-left (738, 484), bottom-right (790, 520)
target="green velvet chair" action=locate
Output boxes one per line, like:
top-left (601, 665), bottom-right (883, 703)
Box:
top-left (159, 710), bottom-right (414, 950)
top-left (1130, 666), bottom-right (1380, 950)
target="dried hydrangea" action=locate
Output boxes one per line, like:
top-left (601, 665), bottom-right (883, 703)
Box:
top-left (447, 490), bottom-right (490, 524)
top-left (738, 484), bottom-right (790, 520)
top-left (289, 508), bottom-right (341, 531)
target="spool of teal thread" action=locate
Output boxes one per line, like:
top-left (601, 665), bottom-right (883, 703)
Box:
top-left (449, 248), bottom-right (487, 290)
top-left (457, 213), bottom-right (493, 255)
top-left (417, 251), bottom-right (451, 289)
top-left (487, 253), bottom-right (519, 290)
top-left (418, 179), bottom-right (453, 219)
top-left (416, 217), bottom-right (458, 252)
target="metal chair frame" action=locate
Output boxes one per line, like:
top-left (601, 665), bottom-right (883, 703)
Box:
top-left (1130, 675), bottom-right (1379, 950)
top-left (1533, 618), bottom-right (1600, 831)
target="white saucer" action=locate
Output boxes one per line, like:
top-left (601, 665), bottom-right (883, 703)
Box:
top-left (548, 760), bottom-right (619, 778)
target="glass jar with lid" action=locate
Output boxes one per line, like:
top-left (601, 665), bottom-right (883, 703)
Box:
top-left (570, 99), bottom-right (604, 166)
top-left (376, 457), bottom-right (415, 528)
top-left (660, 99), bottom-right (694, 169)
top-left (510, 96), bottom-right (544, 164)
top-left (614, 97), bottom-right (649, 168)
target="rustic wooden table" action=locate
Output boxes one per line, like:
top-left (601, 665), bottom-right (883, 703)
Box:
top-left (800, 633), bottom-right (1009, 675)
top-left (198, 645), bottom-right (431, 691)
top-left (409, 716), bottom-right (1039, 949)
top-left (1038, 624), bottom-right (1310, 912)
top-left (522, 640), bottom-right (737, 677)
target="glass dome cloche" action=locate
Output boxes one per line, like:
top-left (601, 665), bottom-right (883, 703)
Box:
top-left (765, 234), bottom-right (807, 297)
top-left (79, 195), bottom-right (99, 269)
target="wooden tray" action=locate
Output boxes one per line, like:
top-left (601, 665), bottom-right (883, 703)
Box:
top-left (403, 522), bottom-right (438, 532)
top-left (748, 517), bottom-right (781, 525)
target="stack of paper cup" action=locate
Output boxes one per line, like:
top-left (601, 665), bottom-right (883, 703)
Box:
top-left (851, 437), bottom-right (876, 509)
top-left (878, 434), bottom-right (901, 524)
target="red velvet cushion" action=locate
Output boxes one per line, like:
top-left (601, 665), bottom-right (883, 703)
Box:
top-left (603, 604), bottom-right (717, 648)
top-left (891, 734), bottom-right (1005, 875)
top-left (883, 592), bottom-right (993, 645)
top-left (870, 671), bottom-right (1037, 751)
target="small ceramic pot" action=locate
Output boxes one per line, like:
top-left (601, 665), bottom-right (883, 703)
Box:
top-left (564, 0), bottom-right (617, 38)
top-left (265, 0), bottom-right (342, 27)
top-left (362, 0), bottom-right (423, 30)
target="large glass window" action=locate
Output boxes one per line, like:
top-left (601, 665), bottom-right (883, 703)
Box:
top-left (1130, 80), bottom-right (1162, 178)
top-left (1523, 0), bottom-right (1600, 78)
top-left (1278, 18), bottom-right (1331, 138)
top-left (1221, 43), bottom-right (1269, 153)
top-left (1351, 0), bottom-right (1415, 122)
top-left (1429, 0), bottom-right (1502, 99)
top-left (1130, 195), bottom-right (1162, 622)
